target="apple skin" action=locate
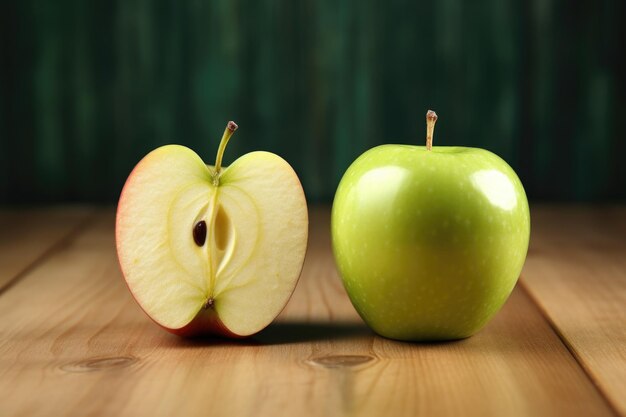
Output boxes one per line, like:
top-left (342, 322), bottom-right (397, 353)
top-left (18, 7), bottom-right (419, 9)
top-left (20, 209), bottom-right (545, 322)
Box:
top-left (168, 308), bottom-right (241, 338)
top-left (331, 145), bottom-right (530, 341)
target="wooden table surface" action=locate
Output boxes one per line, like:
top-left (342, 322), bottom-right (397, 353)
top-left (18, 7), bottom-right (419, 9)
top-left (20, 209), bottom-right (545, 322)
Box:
top-left (0, 206), bottom-right (625, 417)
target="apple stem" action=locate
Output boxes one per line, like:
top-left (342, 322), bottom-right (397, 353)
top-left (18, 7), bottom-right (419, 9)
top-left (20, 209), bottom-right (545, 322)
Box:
top-left (213, 121), bottom-right (238, 184)
top-left (426, 110), bottom-right (438, 151)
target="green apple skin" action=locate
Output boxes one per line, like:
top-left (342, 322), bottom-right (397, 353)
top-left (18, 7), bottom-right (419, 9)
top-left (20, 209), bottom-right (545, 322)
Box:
top-left (331, 145), bottom-right (530, 341)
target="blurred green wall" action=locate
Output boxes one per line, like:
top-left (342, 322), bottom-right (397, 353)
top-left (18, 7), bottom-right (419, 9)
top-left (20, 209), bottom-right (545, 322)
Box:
top-left (1, 0), bottom-right (625, 204)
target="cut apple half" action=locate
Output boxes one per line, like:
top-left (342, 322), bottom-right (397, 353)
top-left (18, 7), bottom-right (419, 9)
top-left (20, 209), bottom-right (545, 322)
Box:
top-left (116, 122), bottom-right (308, 337)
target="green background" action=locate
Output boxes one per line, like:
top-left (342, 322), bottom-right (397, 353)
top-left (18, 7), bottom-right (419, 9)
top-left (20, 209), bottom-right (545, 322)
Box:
top-left (1, 0), bottom-right (625, 204)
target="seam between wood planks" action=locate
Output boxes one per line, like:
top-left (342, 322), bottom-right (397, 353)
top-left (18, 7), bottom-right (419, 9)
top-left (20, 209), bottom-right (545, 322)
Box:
top-left (518, 280), bottom-right (622, 417)
top-left (0, 209), bottom-right (99, 297)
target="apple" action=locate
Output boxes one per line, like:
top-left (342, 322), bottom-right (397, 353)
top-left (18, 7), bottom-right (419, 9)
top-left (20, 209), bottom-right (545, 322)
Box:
top-left (331, 111), bottom-right (530, 341)
top-left (116, 121), bottom-right (308, 337)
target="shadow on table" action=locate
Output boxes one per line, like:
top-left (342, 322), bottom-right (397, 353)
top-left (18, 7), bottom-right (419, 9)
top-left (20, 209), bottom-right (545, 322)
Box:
top-left (166, 321), bottom-right (373, 347)
top-left (254, 321), bottom-right (373, 345)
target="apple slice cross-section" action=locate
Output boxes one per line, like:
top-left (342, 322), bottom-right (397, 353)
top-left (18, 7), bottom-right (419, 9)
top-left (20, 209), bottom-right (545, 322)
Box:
top-left (116, 122), bottom-right (308, 337)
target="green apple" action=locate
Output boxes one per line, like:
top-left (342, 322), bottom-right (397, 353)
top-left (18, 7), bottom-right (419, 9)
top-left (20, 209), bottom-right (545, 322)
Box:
top-left (331, 111), bottom-right (530, 341)
top-left (116, 122), bottom-right (308, 337)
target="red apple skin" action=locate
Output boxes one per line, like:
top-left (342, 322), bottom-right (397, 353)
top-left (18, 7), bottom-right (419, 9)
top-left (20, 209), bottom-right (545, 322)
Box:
top-left (168, 308), bottom-right (244, 338)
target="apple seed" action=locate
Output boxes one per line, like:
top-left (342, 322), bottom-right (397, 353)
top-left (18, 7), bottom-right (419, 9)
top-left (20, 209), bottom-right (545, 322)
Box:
top-left (193, 220), bottom-right (207, 246)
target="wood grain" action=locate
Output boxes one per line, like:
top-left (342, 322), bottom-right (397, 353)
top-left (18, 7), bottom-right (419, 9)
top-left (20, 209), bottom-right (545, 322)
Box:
top-left (0, 206), bottom-right (94, 292)
top-left (0, 208), bottom-right (618, 417)
top-left (522, 206), bottom-right (626, 416)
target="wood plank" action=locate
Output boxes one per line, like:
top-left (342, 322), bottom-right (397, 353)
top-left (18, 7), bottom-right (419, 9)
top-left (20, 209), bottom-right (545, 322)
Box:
top-left (0, 208), bottom-right (615, 417)
top-left (522, 206), bottom-right (626, 416)
top-left (0, 206), bottom-right (94, 292)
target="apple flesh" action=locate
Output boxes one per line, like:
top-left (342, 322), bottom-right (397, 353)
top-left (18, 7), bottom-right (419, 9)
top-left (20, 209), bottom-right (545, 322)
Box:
top-left (331, 111), bottom-right (530, 341)
top-left (116, 122), bottom-right (308, 337)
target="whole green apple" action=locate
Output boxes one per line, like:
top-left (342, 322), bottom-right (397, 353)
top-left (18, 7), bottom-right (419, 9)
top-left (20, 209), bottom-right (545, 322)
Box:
top-left (331, 111), bottom-right (530, 341)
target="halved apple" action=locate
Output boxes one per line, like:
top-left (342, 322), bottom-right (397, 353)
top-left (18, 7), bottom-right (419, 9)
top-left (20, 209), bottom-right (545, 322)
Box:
top-left (116, 122), bottom-right (308, 337)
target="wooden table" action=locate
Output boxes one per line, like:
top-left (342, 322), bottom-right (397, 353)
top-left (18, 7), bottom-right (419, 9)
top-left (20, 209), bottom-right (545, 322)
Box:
top-left (1, 206), bottom-right (624, 417)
